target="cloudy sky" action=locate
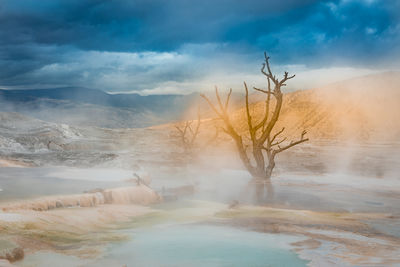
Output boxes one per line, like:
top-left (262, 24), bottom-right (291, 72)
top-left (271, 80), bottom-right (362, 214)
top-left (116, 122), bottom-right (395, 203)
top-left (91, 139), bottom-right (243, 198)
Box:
top-left (0, 0), bottom-right (399, 94)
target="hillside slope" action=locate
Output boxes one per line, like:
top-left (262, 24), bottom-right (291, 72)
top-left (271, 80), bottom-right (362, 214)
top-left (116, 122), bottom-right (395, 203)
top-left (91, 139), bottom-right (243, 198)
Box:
top-left (203, 72), bottom-right (400, 143)
top-left (274, 72), bottom-right (400, 141)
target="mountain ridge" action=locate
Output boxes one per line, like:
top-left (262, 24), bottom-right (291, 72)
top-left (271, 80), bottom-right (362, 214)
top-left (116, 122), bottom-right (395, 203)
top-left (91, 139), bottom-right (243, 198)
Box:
top-left (0, 87), bottom-right (200, 128)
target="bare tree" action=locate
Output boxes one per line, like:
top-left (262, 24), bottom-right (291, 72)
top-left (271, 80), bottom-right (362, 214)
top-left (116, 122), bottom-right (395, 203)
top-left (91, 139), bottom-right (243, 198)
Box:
top-left (175, 111), bottom-right (201, 154)
top-left (201, 52), bottom-right (308, 186)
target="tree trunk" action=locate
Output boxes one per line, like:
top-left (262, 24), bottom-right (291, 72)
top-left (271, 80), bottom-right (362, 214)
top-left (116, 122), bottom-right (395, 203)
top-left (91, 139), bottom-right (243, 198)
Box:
top-left (253, 144), bottom-right (266, 177)
top-left (251, 152), bottom-right (276, 203)
top-left (265, 157), bottom-right (275, 179)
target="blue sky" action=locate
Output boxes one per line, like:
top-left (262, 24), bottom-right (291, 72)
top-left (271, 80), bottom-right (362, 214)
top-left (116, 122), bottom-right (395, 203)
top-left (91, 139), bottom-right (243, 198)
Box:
top-left (0, 0), bottom-right (399, 94)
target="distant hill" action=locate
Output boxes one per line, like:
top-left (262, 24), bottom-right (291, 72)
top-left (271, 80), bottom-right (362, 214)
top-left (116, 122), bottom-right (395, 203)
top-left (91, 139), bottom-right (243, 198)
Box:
top-left (275, 71), bottom-right (400, 142)
top-left (199, 71), bottom-right (400, 143)
top-left (0, 87), bottom-right (199, 128)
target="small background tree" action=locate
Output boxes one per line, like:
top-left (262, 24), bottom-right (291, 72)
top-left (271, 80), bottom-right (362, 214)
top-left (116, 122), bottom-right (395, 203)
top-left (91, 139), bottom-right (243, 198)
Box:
top-left (174, 112), bottom-right (201, 155)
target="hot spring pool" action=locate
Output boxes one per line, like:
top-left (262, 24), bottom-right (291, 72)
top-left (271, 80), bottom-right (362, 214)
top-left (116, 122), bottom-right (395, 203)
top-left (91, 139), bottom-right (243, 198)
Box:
top-left (97, 224), bottom-right (308, 267)
top-left (19, 224), bottom-right (308, 267)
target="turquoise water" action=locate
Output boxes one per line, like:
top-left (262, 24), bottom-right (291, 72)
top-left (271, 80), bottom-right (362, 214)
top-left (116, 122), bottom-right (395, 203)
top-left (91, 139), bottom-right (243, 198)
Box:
top-left (16, 200), bottom-right (308, 267)
top-left (19, 224), bottom-right (309, 267)
top-left (97, 224), bottom-right (309, 267)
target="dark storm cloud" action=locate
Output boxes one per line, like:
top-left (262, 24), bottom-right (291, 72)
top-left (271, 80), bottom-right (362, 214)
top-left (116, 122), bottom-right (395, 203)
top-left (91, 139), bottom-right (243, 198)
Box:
top-left (0, 0), bottom-right (399, 91)
top-left (0, 0), bottom-right (320, 51)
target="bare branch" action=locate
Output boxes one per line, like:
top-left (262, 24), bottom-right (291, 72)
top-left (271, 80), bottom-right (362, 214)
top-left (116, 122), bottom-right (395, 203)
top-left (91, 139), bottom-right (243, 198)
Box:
top-left (225, 88), bottom-right (232, 110)
top-left (301, 130), bottom-right (307, 139)
top-left (254, 77), bottom-right (272, 132)
top-left (273, 139), bottom-right (308, 155)
top-left (261, 52), bottom-right (279, 85)
top-left (215, 86), bottom-right (227, 115)
top-left (175, 122), bottom-right (190, 151)
top-left (259, 86), bottom-right (283, 143)
top-left (273, 131), bottom-right (309, 155)
top-left (244, 82), bottom-right (253, 133)
top-left (271, 137), bottom-right (287, 147)
top-left (175, 125), bottom-right (183, 134)
top-left (270, 127), bottom-right (285, 143)
top-left (279, 71), bottom-right (296, 87)
top-left (175, 121), bottom-right (189, 136)
top-left (201, 89), bottom-right (240, 139)
top-left (253, 87), bottom-right (275, 96)
top-left (188, 125), bottom-right (194, 136)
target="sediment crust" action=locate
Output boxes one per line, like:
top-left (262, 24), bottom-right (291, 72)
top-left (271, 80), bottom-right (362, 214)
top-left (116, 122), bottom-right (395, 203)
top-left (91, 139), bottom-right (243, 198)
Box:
top-left (0, 185), bottom-right (160, 212)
